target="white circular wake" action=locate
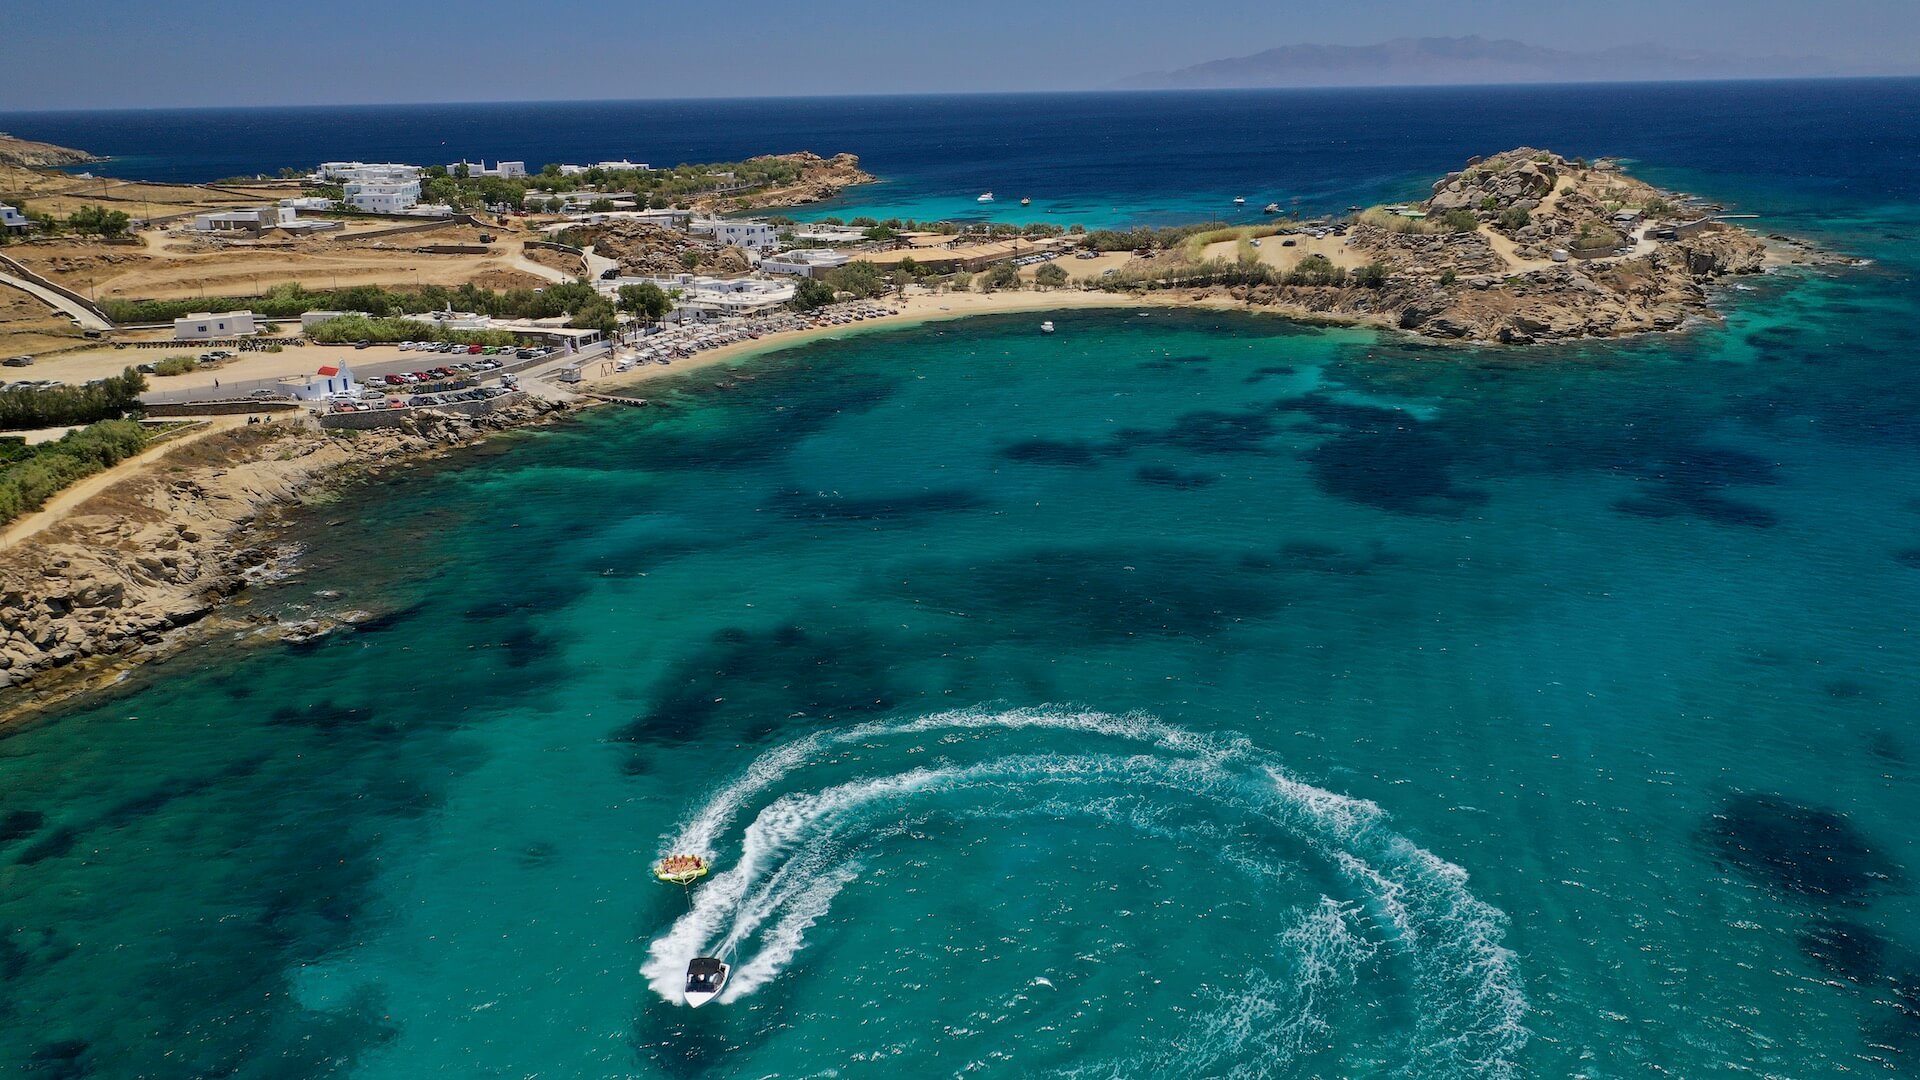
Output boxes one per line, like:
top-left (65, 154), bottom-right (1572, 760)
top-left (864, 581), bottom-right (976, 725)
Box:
top-left (643, 707), bottom-right (1527, 1077)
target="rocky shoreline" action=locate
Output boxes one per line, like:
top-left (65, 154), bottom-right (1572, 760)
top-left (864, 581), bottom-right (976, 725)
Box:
top-left (0, 398), bottom-right (576, 724)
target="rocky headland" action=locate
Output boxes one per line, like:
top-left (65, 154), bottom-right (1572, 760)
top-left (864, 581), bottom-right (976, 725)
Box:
top-left (0, 399), bottom-right (575, 721)
top-left (0, 133), bottom-right (100, 170)
top-left (1126, 148), bottom-right (1839, 344)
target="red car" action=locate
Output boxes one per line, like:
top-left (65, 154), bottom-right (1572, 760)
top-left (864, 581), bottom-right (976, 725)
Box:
top-left (467, 344), bottom-right (483, 355)
top-left (383, 374), bottom-right (405, 386)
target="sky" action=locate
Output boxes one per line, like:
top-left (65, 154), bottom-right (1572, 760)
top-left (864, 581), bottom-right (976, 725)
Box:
top-left (4, 0), bottom-right (1918, 111)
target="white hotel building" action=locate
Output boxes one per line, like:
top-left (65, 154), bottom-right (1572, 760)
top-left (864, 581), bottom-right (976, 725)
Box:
top-left (687, 218), bottom-right (779, 253)
top-left (344, 179), bottom-right (423, 213)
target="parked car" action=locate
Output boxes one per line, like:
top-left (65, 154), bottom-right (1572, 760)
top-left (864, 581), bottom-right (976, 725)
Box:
top-left (1, 356), bottom-right (33, 367)
top-left (248, 388), bottom-right (277, 400)
top-left (354, 340), bottom-right (372, 349)
top-left (467, 344), bottom-right (483, 355)
top-left (383, 374), bottom-right (406, 386)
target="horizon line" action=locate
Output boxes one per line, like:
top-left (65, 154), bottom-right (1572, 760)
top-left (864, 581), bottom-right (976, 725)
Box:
top-left (4, 73), bottom-right (1917, 118)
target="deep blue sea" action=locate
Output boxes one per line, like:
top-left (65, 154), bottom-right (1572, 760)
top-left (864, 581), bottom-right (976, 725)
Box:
top-left (4, 80), bottom-right (1919, 227)
top-left (4, 83), bottom-right (1920, 1077)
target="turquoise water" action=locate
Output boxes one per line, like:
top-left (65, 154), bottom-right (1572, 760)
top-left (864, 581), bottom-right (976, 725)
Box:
top-left (7, 222), bottom-right (1920, 1074)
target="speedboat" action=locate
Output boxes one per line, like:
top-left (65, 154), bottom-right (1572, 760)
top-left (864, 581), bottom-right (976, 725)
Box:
top-left (1234, 196), bottom-right (1246, 205)
top-left (977, 192), bottom-right (994, 203)
top-left (1263, 203), bottom-right (1281, 214)
top-left (1020, 197), bottom-right (1031, 206)
top-left (685, 957), bottom-right (730, 1008)
top-left (1040, 320), bottom-right (1055, 334)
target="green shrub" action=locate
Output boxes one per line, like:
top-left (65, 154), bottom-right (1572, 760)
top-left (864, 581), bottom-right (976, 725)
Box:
top-left (304, 315), bottom-right (515, 346)
top-left (1285, 254), bottom-right (1346, 287)
top-left (1034, 262), bottom-right (1069, 288)
top-left (1351, 263), bottom-right (1390, 289)
top-left (0, 419), bottom-right (148, 523)
top-left (1437, 209), bottom-right (1480, 233)
top-left (1498, 208), bottom-right (1531, 232)
top-left (153, 356), bottom-right (197, 376)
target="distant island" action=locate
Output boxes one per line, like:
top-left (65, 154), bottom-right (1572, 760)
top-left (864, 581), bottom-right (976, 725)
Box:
top-left (1118, 35), bottom-right (1880, 90)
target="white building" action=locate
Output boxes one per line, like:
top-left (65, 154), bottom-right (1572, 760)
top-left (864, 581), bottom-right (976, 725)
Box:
top-left (792, 224), bottom-right (869, 245)
top-left (344, 179), bottom-right (422, 213)
top-left (314, 162), bottom-right (422, 184)
top-left (688, 218), bottom-right (779, 253)
top-left (557, 160), bottom-right (651, 175)
top-left (761, 249), bottom-right (850, 278)
top-left (450, 160), bottom-right (527, 179)
top-left (174, 311), bottom-right (262, 341)
top-left (1, 204), bottom-right (28, 233)
top-left (615, 274), bottom-right (795, 316)
top-left (279, 196), bottom-right (335, 212)
top-left (282, 362), bottom-right (360, 401)
top-left (300, 310), bottom-right (353, 330)
top-left (190, 207), bottom-right (317, 234)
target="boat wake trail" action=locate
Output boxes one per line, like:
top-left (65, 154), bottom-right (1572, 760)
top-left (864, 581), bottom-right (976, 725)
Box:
top-left (643, 707), bottom-right (1527, 1077)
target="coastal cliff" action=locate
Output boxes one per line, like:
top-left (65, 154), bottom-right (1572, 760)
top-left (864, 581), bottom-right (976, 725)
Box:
top-left (0, 399), bottom-right (574, 718)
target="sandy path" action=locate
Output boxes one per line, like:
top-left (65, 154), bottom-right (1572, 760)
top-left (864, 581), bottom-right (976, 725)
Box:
top-left (0, 417), bottom-right (248, 550)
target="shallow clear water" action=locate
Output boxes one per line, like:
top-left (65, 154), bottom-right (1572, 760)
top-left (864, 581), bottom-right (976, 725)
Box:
top-left (6, 83), bottom-right (1920, 1077)
top-left (7, 239), bottom-right (1920, 1074)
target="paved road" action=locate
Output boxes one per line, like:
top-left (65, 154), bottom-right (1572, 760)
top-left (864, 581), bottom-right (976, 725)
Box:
top-left (0, 271), bottom-right (113, 333)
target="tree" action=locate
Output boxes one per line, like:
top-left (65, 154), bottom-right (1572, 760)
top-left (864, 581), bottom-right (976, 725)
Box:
top-left (1351, 262), bottom-right (1390, 289)
top-left (617, 282), bottom-right (672, 321)
top-left (588, 197), bottom-right (616, 212)
top-left (981, 262), bottom-right (1021, 292)
top-left (66, 205), bottom-right (130, 238)
top-left (1437, 209), bottom-right (1479, 234)
top-left (1033, 262), bottom-right (1068, 289)
top-left (822, 261), bottom-right (888, 299)
top-left (567, 299), bottom-right (620, 335)
top-left (791, 277), bottom-right (835, 311)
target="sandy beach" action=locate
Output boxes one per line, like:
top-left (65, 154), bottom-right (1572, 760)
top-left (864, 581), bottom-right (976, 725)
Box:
top-left (580, 286), bottom-right (1235, 394)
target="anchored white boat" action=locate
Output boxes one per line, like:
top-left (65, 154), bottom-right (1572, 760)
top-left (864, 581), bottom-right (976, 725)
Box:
top-left (1020, 197), bottom-right (1031, 206)
top-left (1040, 320), bottom-right (1055, 334)
top-left (977, 192), bottom-right (995, 202)
top-left (1234, 196), bottom-right (1246, 205)
top-left (684, 957), bottom-right (730, 1008)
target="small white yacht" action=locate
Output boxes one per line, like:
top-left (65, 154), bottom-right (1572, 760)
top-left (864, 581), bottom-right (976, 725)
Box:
top-left (977, 192), bottom-right (995, 203)
top-left (1234, 196), bottom-right (1246, 205)
top-left (1020, 197), bottom-right (1031, 206)
top-left (1040, 320), bottom-right (1055, 334)
top-left (684, 957), bottom-right (730, 1008)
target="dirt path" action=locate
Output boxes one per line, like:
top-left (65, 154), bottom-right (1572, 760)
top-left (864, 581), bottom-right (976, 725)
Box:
top-left (0, 416), bottom-right (247, 550)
